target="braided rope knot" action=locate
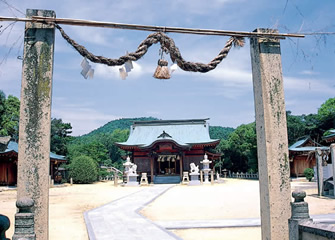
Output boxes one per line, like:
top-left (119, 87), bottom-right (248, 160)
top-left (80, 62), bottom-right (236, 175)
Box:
top-left (55, 24), bottom-right (244, 73)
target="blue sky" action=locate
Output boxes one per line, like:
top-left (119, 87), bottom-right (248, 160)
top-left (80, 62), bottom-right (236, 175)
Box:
top-left (0, 0), bottom-right (334, 136)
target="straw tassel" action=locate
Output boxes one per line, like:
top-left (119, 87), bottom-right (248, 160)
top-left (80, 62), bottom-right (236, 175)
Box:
top-left (153, 59), bottom-right (170, 79)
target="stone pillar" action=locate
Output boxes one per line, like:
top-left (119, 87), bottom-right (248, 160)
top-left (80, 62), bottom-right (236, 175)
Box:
top-left (250, 28), bottom-right (291, 240)
top-left (17, 9), bottom-right (56, 240)
top-left (331, 144), bottom-right (335, 197)
top-left (12, 197), bottom-right (36, 240)
top-left (315, 147), bottom-right (323, 196)
top-left (113, 171), bottom-right (118, 187)
top-left (288, 191), bottom-right (312, 240)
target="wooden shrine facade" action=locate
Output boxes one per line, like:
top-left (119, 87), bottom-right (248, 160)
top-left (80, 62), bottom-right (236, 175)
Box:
top-left (289, 136), bottom-right (329, 177)
top-left (0, 138), bottom-right (67, 185)
top-left (115, 119), bottom-right (221, 183)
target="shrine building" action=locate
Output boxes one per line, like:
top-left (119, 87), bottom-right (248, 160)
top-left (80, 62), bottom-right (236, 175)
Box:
top-left (0, 136), bottom-right (67, 186)
top-left (115, 119), bottom-right (221, 184)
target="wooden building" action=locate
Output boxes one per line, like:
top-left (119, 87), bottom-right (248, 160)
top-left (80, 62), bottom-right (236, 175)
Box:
top-left (323, 130), bottom-right (335, 144)
top-left (289, 137), bottom-right (329, 177)
top-left (0, 138), bottom-right (67, 186)
top-left (115, 119), bottom-right (221, 183)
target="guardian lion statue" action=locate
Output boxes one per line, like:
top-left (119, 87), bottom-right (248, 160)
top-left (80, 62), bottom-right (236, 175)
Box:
top-left (128, 164), bottom-right (138, 176)
top-left (190, 163), bottom-right (199, 174)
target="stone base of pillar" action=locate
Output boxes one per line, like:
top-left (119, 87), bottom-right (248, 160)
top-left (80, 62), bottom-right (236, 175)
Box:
top-left (12, 197), bottom-right (36, 240)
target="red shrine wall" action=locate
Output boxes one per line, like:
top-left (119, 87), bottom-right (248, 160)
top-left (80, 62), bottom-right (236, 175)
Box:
top-left (183, 152), bottom-right (206, 170)
top-left (131, 147), bottom-right (211, 174)
top-left (134, 157), bottom-right (151, 173)
top-left (0, 160), bottom-right (17, 185)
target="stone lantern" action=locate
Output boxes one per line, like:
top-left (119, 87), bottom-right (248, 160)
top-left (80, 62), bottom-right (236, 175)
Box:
top-left (201, 154), bottom-right (212, 184)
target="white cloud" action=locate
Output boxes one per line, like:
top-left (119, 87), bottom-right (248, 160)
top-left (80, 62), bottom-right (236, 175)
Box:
top-left (52, 104), bottom-right (121, 136)
top-left (170, 0), bottom-right (245, 15)
top-left (284, 76), bottom-right (335, 94)
top-left (95, 61), bottom-right (150, 80)
top-left (68, 26), bottom-right (110, 46)
top-left (0, 57), bottom-right (22, 96)
top-left (299, 70), bottom-right (319, 76)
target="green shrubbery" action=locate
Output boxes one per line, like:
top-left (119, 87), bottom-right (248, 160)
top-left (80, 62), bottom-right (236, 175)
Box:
top-left (304, 168), bottom-right (314, 182)
top-left (69, 156), bottom-right (98, 183)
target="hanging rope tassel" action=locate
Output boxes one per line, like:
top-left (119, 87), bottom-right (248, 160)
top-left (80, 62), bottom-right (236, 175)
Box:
top-left (154, 59), bottom-right (170, 79)
top-left (55, 24), bottom-right (245, 74)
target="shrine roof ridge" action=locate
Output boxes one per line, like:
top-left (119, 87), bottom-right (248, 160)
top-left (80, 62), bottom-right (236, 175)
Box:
top-left (116, 118), bottom-right (219, 149)
top-left (133, 118), bottom-right (210, 126)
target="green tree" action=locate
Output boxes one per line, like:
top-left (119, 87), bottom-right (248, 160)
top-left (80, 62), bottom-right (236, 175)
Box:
top-left (209, 126), bottom-right (234, 140)
top-left (0, 90), bottom-right (6, 125)
top-left (218, 123), bottom-right (257, 172)
top-left (317, 97), bottom-right (335, 133)
top-left (69, 155), bottom-right (98, 183)
top-left (69, 128), bottom-right (130, 170)
top-left (303, 168), bottom-right (314, 182)
top-left (50, 118), bottom-right (73, 155)
top-left (0, 95), bottom-right (20, 141)
top-left (286, 111), bottom-right (307, 145)
top-left (67, 140), bottom-right (109, 167)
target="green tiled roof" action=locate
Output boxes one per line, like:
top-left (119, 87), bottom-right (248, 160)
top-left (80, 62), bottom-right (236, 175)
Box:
top-left (116, 119), bottom-right (219, 149)
top-left (0, 141), bottom-right (67, 161)
top-left (323, 130), bottom-right (335, 141)
top-left (289, 137), bottom-right (329, 152)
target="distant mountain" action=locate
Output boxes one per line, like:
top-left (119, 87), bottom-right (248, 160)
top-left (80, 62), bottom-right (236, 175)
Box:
top-left (82, 117), bottom-right (159, 137)
top-left (209, 126), bottom-right (235, 140)
top-left (74, 117), bottom-right (233, 143)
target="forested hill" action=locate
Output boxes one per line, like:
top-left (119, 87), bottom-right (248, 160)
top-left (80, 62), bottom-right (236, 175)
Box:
top-left (78, 117), bottom-right (234, 141)
top-left (82, 117), bottom-right (158, 138)
top-left (209, 126), bottom-right (235, 140)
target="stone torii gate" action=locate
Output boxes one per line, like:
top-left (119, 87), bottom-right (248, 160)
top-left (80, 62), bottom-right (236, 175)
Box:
top-left (15, 9), bottom-right (291, 240)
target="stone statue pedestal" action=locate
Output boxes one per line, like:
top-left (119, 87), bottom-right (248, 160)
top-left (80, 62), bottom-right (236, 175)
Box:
top-left (126, 174), bottom-right (139, 186)
top-left (189, 173), bottom-right (200, 186)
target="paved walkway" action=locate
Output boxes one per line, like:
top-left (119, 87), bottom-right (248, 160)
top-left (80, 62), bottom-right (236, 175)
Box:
top-left (156, 214), bottom-right (335, 230)
top-left (85, 184), bottom-right (335, 240)
top-left (84, 185), bottom-right (182, 240)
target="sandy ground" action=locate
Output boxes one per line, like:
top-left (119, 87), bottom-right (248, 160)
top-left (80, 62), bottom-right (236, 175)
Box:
top-left (142, 179), bottom-right (261, 220)
top-left (170, 227), bottom-right (262, 240)
top-left (291, 181), bottom-right (335, 215)
top-left (0, 182), bottom-right (141, 240)
top-left (0, 178), bottom-right (334, 240)
top-left (141, 179), bottom-right (335, 240)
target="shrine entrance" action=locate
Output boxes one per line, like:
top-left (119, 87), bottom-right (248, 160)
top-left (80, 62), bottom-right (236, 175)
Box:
top-left (1, 8), bottom-right (306, 240)
top-left (156, 154), bottom-right (179, 175)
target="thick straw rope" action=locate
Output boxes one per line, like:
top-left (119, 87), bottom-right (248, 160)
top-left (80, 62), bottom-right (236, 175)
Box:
top-left (55, 24), bottom-right (244, 73)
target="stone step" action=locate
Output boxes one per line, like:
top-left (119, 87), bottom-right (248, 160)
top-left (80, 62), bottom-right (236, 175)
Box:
top-left (154, 175), bottom-right (181, 184)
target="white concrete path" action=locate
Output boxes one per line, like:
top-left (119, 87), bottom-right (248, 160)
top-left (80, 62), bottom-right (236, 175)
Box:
top-left (84, 185), bottom-right (181, 240)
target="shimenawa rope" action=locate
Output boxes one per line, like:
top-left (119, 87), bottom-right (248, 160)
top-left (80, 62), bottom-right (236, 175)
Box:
top-left (55, 24), bottom-right (244, 73)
